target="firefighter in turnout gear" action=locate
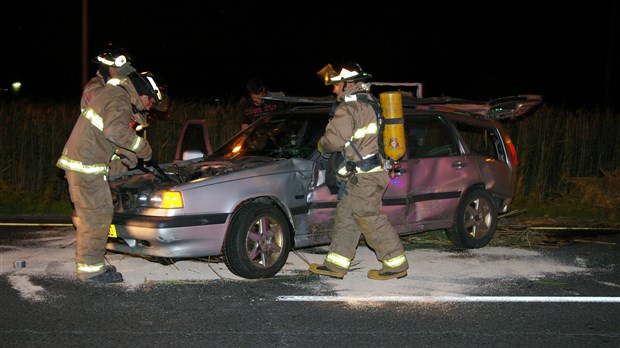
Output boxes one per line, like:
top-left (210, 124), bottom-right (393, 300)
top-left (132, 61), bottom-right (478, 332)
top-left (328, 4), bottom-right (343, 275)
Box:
top-left (57, 48), bottom-right (162, 283)
top-left (309, 61), bottom-right (409, 280)
top-left (82, 47), bottom-right (157, 176)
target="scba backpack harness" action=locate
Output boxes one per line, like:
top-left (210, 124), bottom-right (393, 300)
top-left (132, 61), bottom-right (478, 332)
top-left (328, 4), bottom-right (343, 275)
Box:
top-left (325, 91), bottom-right (406, 196)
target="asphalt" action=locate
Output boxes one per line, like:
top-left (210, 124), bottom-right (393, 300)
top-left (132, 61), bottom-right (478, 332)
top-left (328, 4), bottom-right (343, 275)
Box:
top-left (0, 214), bottom-right (73, 226)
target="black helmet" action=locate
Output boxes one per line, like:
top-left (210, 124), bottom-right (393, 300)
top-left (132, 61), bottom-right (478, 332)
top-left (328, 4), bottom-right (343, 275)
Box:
top-left (129, 71), bottom-right (165, 105)
top-left (328, 61), bottom-right (372, 84)
top-left (93, 46), bottom-right (135, 79)
top-left (93, 47), bottom-right (132, 67)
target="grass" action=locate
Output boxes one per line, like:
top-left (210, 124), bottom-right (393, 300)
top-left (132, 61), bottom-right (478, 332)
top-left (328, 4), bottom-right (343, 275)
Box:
top-left (0, 182), bottom-right (73, 215)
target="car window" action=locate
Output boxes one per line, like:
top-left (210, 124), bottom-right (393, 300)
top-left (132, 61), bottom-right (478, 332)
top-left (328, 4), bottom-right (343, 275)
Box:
top-left (453, 121), bottom-right (504, 161)
top-left (211, 112), bottom-right (328, 159)
top-left (406, 116), bottom-right (457, 159)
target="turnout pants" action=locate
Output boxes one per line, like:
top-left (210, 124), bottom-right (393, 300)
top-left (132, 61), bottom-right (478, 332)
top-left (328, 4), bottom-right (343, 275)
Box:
top-left (65, 171), bottom-right (114, 280)
top-left (328, 170), bottom-right (407, 271)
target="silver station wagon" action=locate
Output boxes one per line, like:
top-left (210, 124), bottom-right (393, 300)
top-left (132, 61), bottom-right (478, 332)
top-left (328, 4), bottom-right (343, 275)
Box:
top-left (106, 88), bottom-right (542, 279)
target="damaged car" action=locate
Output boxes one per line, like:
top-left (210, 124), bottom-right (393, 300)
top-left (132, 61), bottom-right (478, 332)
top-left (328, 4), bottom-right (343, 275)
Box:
top-left (106, 87), bottom-right (542, 279)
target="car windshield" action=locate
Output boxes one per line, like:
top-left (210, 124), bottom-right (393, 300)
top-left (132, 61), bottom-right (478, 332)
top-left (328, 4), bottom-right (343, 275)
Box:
top-left (211, 110), bottom-right (329, 160)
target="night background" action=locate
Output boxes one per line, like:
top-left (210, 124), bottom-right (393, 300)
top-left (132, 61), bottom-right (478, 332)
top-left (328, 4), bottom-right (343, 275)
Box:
top-left (1, 1), bottom-right (618, 110)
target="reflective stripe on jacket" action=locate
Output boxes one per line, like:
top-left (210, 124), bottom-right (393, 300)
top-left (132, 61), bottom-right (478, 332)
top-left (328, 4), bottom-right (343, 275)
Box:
top-left (319, 92), bottom-right (383, 175)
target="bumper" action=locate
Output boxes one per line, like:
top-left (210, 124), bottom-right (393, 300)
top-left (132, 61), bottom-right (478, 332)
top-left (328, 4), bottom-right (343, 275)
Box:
top-left (106, 213), bottom-right (230, 258)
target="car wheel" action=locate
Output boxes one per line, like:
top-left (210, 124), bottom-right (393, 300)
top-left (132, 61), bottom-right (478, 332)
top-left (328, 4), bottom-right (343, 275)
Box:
top-left (224, 203), bottom-right (291, 279)
top-left (445, 188), bottom-right (498, 249)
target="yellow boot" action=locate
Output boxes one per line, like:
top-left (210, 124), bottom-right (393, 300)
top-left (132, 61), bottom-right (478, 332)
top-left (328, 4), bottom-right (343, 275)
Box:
top-left (309, 263), bottom-right (346, 279)
top-left (367, 267), bottom-right (407, 280)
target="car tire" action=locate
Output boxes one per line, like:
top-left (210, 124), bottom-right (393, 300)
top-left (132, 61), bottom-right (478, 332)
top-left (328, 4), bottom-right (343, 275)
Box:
top-left (445, 188), bottom-right (498, 249)
top-left (224, 203), bottom-right (291, 279)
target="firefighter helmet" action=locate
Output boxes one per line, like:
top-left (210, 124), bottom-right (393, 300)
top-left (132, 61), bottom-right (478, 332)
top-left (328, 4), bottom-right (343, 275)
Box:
top-left (329, 61), bottom-right (372, 84)
top-left (129, 71), bottom-right (165, 105)
top-left (128, 71), bottom-right (170, 122)
top-left (93, 47), bottom-right (133, 68)
top-left (93, 46), bottom-right (136, 80)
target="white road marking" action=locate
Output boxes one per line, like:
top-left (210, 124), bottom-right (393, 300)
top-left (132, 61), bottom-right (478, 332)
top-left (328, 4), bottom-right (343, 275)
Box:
top-left (276, 296), bottom-right (620, 303)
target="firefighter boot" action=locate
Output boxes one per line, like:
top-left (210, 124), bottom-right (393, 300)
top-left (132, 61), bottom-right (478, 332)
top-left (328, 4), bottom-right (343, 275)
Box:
top-left (309, 263), bottom-right (346, 279)
top-left (367, 267), bottom-right (407, 280)
top-left (83, 265), bottom-right (123, 283)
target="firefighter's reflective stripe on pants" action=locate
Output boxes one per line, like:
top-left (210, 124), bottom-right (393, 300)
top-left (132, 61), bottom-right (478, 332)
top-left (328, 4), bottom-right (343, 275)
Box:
top-left (325, 251), bottom-right (352, 270)
top-left (327, 170), bottom-right (408, 270)
top-left (65, 170), bottom-right (114, 279)
top-left (76, 262), bottom-right (105, 274)
top-left (383, 252), bottom-right (407, 269)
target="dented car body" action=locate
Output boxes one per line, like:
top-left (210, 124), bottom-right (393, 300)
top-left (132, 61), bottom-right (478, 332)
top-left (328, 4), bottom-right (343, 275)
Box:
top-left (106, 91), bottom-right (542, 279)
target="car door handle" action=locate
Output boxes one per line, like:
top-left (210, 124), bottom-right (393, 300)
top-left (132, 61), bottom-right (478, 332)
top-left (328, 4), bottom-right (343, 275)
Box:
top-left (452, 161), bottom-right (467, 169)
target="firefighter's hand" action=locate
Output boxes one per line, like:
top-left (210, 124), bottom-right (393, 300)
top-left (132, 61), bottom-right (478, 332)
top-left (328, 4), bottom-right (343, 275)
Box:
top-left (139, 157), bottom-right (157, 167)
top-left (137, 141), bottom-right (152, 162)
top-left (118, 150), bottom-right (138, 169)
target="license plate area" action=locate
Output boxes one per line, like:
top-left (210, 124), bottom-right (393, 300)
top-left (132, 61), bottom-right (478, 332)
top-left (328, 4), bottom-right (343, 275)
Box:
top-left (108, 224), bottom-right (117, 238)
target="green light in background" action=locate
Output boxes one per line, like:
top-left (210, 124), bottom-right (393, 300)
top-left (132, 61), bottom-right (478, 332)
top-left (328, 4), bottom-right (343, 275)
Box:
top-left (11, 81), bottom-right (22, 93)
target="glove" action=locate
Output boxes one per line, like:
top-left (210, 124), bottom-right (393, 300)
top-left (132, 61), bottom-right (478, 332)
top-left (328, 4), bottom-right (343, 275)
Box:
top-left (116, 149), bottom-right (138, 168)
top-left (136, 141), bottom-right (152, 162)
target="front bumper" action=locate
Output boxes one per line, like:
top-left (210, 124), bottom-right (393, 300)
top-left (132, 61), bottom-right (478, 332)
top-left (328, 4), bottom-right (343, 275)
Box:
top-left (106, 213), bottom-right (230, 258)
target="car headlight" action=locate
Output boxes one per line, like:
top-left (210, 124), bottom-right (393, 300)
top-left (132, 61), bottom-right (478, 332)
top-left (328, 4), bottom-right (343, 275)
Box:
top-left (144, 190), bottom-right (184, 209)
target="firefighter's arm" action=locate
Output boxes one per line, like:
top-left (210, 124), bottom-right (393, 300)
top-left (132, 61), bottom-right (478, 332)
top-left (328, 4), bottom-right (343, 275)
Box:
top-left (136, 141), bottom-right (152, 161)
top-left (102, 90), bottom-right (152, 161)
top-left (318, 106), bottom-right (353, 153)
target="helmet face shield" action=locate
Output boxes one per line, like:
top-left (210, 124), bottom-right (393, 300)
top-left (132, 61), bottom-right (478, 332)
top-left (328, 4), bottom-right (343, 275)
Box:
top-left (130, 72), bottom-right (164, 105)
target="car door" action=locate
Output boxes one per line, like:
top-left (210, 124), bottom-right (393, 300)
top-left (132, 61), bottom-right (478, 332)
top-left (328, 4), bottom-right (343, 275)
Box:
top-left (383, 114), bottom-right (483, 232)
top-left (451, 119), bottom-right (516, 202)
top-left (175, 119), bottom-right (213, 161)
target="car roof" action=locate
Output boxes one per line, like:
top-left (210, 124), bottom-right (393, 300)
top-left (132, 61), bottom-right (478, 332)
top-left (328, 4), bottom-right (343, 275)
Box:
top-left (276, 97), bottom-right (499, 126)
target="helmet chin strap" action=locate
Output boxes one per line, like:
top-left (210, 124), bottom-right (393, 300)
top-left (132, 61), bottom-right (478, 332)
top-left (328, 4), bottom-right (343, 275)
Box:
top-left (343, 82), bottom-right (368, 96)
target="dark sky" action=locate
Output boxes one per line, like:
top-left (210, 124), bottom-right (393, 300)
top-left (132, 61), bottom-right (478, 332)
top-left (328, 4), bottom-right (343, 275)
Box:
top-left (2, 1), bottom-right (619, 110)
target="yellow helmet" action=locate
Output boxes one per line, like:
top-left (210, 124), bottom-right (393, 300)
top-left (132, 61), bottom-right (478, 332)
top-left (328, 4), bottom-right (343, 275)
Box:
top-left (317, 61), bottom-right (372, 85)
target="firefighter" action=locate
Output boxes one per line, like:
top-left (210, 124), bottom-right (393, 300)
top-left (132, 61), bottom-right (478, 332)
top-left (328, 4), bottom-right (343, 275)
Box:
top-left (56, 49), bottom-right (163, 283)
top-left (84, 47), bottom-right (155, 175)
top-left (309, 61), bottom-right (409, 280)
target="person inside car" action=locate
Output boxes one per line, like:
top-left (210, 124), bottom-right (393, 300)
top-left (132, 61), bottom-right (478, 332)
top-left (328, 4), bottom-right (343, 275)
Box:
top-left (240, 77), bottom-right (283, 130)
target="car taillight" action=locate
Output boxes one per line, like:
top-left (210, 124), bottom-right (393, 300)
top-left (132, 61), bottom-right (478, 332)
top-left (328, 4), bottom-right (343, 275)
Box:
top-left (504, 134), bottom-right (518, 169)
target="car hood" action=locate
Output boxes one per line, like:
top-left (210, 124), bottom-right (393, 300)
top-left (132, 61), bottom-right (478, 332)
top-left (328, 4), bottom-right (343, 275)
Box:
top-left (109, 156), bottom-right (315, 192)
